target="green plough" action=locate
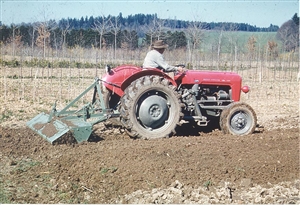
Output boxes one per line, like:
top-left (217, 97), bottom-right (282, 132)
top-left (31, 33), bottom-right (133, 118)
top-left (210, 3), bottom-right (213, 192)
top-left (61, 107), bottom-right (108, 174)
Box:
top-left (26, 78), bottom-right (118, 144)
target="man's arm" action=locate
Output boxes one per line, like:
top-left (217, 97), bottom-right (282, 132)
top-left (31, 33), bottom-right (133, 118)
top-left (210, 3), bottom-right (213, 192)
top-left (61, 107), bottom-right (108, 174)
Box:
top-left (155, 54), bottom-right (178, 72)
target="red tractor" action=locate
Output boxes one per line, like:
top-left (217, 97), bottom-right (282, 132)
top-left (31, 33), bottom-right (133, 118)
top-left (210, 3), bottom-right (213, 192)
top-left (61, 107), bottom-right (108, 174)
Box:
top-left (102, 65), bottom-right (257, 139)
top-left (27, 64), bottom-right (257, 143)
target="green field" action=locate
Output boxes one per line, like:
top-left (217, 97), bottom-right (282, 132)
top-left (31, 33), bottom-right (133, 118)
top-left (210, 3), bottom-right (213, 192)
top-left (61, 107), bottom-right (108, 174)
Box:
top-left (140, 31), bottom-right (278, 54)
top-left (197, 31), bottom-right (277, 53)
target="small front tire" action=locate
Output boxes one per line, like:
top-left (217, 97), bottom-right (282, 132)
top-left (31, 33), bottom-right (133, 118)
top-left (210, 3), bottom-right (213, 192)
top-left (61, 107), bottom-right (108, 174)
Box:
top-left (220, 102), bottom-right (257, 136)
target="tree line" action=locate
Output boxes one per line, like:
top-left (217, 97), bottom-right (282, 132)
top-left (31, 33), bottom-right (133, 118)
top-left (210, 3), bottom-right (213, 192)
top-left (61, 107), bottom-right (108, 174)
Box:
top-left (57, 13), bottom-right (279, 32)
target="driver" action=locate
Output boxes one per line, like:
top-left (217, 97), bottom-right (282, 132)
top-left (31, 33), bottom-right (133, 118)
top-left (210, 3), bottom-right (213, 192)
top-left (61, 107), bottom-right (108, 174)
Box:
top-left (143, 40), bottom-right (184, 73)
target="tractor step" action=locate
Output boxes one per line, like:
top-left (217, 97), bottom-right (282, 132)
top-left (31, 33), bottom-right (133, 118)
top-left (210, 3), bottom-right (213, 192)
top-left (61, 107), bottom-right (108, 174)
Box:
top-left (27, 112), bottom-right (93, 144)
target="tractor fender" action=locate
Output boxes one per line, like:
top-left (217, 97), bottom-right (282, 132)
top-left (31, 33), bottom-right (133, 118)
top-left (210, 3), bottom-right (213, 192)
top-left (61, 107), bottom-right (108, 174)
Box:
top-left (120, 69), bottom-right (177, 92)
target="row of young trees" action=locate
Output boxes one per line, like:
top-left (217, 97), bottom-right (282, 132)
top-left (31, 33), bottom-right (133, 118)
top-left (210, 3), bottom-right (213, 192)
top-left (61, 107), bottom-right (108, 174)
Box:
top-left (0, 13), bottom-right (298, 62)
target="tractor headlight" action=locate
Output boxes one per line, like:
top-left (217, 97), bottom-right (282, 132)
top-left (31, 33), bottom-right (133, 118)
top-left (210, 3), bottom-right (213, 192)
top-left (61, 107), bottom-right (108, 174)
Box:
top-left (241, 85), bottom-right (250, 93)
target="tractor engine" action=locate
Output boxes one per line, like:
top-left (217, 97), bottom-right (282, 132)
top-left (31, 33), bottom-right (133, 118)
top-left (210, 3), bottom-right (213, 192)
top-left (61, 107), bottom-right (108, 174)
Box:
top-left (180, 84), bottom-right (232, 119)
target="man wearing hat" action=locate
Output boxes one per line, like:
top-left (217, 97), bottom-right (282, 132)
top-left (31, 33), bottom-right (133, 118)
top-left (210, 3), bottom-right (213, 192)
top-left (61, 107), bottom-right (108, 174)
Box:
top-left (143, 40), bottom-right (184, 73)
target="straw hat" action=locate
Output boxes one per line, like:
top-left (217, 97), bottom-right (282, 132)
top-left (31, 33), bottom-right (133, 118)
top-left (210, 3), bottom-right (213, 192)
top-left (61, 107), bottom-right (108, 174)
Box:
top-left (152, 40), bottom-right (168, 49)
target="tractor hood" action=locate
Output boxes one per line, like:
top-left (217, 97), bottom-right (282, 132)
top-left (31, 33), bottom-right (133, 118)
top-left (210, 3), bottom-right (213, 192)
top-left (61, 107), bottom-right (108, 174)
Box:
top-left (178, 70), bottom-right (242, 85)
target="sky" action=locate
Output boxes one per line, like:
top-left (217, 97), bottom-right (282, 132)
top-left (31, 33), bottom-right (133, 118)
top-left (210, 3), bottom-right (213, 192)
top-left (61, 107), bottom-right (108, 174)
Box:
top-left (0, 0), bottom-right (299, 27)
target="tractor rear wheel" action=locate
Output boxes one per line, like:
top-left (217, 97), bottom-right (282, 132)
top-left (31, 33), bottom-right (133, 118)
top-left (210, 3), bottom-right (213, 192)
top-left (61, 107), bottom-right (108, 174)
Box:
top-left (220, 102), bottom-right (257, 136)
top-left (120, 75), bottom-right (183, 139)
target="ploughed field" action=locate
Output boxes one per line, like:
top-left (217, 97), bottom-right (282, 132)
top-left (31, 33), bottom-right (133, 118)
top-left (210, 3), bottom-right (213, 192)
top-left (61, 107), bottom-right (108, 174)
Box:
top-left (0, 101), bottom-right (299, 203)
top-left (0, 67), bottom-right (299, 203)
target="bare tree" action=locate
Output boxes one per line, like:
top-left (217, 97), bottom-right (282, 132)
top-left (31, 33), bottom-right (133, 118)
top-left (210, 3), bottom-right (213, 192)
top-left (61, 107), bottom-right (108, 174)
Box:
top-left (35, 20), bottom-right (57, 58)
top-left (35, 23), bottom-right (50, 58)
top-left (255, 33), bottom-right (269, 63)
top-left (155, 18), bottom-right (167, 40)
top-left (216, 29), bottom-right (223, 70)
top-left (92, 15), bottom-right (111, 61)
top-left (10, 24), bottom-right (19, 57)
top-left (224, 24), bottom-right (239, 70)
top-left (143, 15), bottom-right (166, 45)
top-left (28, 23), bottom-right (38, 59)
top-left (61, 20), bottom-right (71, 58)
top-left (109, 15), bottom-right (121, 60)
top-left (185, 21), bottom-right (205, 66)
top-left (267, 40), bottom-right (278, 60)
top-left (276, 19), bottom-right (299, 52)
top-left (120, 29), bottom-right (139, 60)
top-left (247, 35), bottom-right (257, 67)
top-left (122, 29), bottom-right (137, 50)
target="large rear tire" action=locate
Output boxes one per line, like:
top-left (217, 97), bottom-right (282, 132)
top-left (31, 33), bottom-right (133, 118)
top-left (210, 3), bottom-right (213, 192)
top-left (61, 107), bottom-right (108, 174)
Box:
top-left (220, 102), bottom-right (257, 136)
top-left (120, 75), bottom-right (183, 139)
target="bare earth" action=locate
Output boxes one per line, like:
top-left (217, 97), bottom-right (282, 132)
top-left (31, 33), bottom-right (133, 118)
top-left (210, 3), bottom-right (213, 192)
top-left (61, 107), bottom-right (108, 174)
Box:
top-left (0, 86), bottom-right (299, 203)
top-left (0, 116), bottom-right (299, 203)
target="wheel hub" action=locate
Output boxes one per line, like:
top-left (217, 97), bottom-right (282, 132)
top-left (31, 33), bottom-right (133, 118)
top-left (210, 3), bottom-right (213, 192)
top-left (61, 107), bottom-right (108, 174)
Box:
top-left (231, 112), bottom-right (247, 130)
top-left (138, 95), bottom-right (168, 129)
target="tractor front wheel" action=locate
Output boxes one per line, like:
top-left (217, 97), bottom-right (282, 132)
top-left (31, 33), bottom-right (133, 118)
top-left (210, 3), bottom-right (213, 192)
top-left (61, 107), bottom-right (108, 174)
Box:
top-left (120, 75), bottom-right (183, 139)
top-left (220, 102), bottom-right (257, 136)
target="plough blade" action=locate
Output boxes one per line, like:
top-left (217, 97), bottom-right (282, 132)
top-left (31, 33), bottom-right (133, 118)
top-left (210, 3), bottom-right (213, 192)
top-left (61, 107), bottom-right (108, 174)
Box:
top-left (26, 78), bottom-right (118, 144)
top-left (26, 112), bottom-right (93, 144)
